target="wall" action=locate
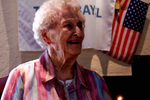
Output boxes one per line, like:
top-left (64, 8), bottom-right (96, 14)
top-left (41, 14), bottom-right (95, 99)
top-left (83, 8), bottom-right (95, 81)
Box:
top-left (0, 0), bottom-right (149, 77)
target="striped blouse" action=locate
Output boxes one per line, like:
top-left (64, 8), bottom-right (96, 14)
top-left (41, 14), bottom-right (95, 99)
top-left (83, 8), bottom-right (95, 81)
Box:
top-left (1, 51), bottom-right (112, 100)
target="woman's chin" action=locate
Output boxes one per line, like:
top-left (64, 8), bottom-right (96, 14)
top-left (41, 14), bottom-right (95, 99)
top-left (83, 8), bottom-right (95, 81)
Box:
top-left (67, 49), bottom-right (81, 57)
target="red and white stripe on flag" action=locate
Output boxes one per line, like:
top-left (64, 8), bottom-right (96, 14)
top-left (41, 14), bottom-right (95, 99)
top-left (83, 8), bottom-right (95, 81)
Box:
top-left (107, 0), bottom-right (149, 64)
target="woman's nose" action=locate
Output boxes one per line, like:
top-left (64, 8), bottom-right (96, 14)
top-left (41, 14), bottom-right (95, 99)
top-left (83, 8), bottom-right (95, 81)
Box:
top-left (73, 26), bottom-right (83, 37)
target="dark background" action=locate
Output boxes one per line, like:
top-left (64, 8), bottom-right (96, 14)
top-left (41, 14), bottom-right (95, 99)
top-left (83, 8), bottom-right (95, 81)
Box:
top-left (104, 55), bottom-right (150, 100)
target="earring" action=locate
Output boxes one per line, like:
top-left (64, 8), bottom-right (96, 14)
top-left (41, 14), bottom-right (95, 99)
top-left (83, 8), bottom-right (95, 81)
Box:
top-left (46, 42), bottom-right (50, 45)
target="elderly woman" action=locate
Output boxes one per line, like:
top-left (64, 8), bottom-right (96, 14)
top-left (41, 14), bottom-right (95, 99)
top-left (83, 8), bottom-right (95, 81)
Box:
top-left (1, 0), bottom-right (112, 100)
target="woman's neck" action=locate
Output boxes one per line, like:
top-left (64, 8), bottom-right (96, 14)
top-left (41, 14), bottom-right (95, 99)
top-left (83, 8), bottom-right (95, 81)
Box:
top-left (53, 58), bottom-right (76, 81)
top-left (50, 51), bottom-right (77, 81)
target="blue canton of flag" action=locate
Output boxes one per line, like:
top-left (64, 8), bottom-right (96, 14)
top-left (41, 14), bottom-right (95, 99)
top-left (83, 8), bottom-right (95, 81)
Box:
top-left (123, 0), bottom-right (149, 33)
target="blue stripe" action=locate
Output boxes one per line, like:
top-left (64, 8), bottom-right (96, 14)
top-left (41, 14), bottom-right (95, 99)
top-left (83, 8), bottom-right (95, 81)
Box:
top-left (12, 76), bottom-right (22, 100)
top-left (29, 65), bottom-right (33, 100)
top-left (92, 72), bottom-right (103, 100)
top-left (70, 93), bottom-right (74, 100)
top-left (100, 76), bottom-right (103, 93)
top-left (46, 82), bottom-right (51, 100)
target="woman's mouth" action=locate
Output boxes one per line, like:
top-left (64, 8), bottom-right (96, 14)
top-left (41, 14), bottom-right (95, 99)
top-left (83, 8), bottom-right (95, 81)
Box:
top-left (68, 41), bottom-right (80, 44)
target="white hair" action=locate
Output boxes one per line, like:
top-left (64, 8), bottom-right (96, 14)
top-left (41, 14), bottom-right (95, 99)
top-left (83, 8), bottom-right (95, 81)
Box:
top-left (32, 0), bottom-right (85, 49)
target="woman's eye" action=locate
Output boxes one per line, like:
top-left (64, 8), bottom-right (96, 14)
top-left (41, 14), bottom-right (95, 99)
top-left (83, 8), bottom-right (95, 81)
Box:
top-left (77, 21), bottom-right (83, 30)
top-left (64, 24), bottom-right (73, 29)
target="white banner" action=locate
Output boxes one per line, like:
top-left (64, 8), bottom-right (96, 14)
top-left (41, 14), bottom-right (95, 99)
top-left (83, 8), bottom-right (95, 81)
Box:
top-left (17, 0), bottom-right (116, 51)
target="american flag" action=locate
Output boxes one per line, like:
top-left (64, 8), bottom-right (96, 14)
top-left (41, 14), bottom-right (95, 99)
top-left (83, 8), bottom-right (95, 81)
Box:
top-left (108, 0), bottom-right (149, 64)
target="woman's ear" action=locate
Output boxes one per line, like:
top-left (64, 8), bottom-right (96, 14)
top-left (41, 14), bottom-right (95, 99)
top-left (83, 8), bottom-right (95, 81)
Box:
top-left (40, 29), bottom-right (51, 45)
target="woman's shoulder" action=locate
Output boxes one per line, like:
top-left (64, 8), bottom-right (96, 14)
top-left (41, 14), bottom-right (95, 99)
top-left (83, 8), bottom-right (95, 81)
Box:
top-left (83, 67), bottom-right (112, 100)
top-left (77, 63), bottom-right (103, 80)
top-left (77, 64), bottom-right (104, 82)
top-left (83, 67), bottom-right (104, 80)
top-left (9, 59), bottom-right (40, 77)
top-left (19, 59), bottom-right (39, 67)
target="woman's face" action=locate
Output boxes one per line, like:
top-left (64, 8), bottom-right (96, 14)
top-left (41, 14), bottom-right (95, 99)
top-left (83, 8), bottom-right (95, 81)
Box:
top-left (47, 10), bottom-right (84, 57)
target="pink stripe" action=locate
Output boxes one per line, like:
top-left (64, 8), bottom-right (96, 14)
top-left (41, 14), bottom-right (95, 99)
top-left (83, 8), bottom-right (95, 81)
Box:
top-left (34, 62), bottom-right (48, 100)
top-left (2, 68), bottom-right (20, 100)
top-left (88, 72), bottom-right (99, 100)
top-left (86, 90), bottom-right (92, 100)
